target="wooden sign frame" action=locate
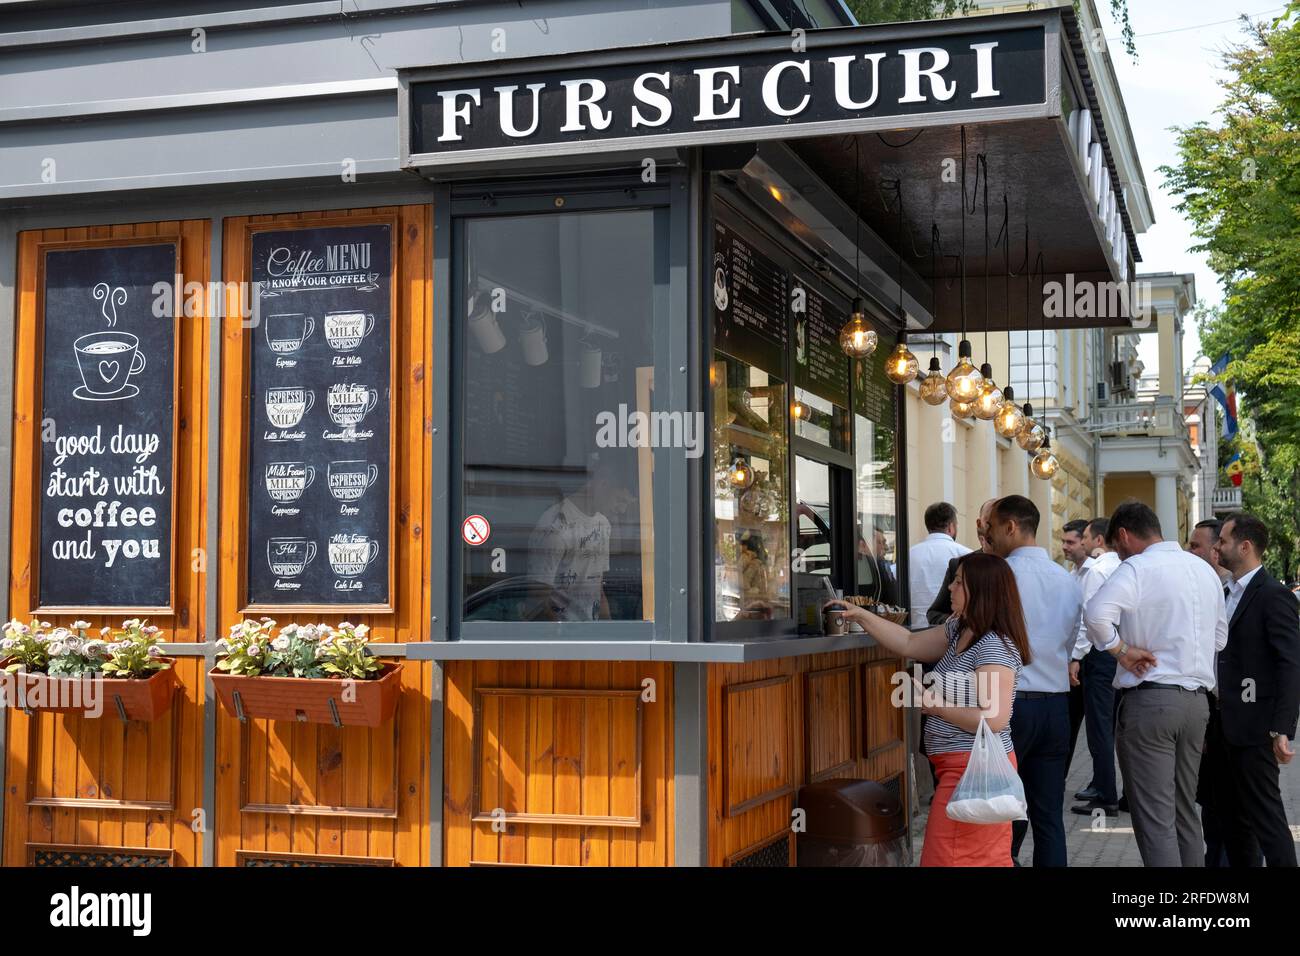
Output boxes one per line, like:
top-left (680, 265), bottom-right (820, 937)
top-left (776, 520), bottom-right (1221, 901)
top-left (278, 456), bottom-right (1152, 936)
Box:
top-left (232, 212), bottom-right (399, 615)
top-left (29, 234), bottom-right (184, 616)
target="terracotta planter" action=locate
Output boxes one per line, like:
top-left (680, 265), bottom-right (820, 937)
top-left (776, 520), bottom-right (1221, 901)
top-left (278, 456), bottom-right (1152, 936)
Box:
top-left (210, 662), bottom-right (402, 728)
top-left (0, 662), bottom-right (177, 722)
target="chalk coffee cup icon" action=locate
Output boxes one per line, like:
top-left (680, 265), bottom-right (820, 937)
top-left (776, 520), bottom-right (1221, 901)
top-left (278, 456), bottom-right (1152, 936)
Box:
top-left (327, 460), bottom-right (379, 502)
top-left (73, 331), bottom-right (146, 400)
top-left (267, 537), bottom-right (316, 577)
top-left (329, 535), bottom-right (379, 577)
top-left (327, 384), bottom-right (378, 426)
top-left (265, 387), bottom-right (314, 428)
top-left (264, 461), bottom-right (315, 503)
top-left (324, 311), bottom-right (375, 352)
top-left (265, 313), bottom-right (315, 354)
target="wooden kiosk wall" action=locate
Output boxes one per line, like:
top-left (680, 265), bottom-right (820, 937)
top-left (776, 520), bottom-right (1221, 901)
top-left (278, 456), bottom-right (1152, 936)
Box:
top-left (4, 220), bottom-right (210, 866)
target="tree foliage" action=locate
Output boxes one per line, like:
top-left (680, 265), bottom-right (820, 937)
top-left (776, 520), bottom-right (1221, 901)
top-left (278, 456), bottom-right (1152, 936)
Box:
top-left (1164, 6), bottom-right (1300, 579)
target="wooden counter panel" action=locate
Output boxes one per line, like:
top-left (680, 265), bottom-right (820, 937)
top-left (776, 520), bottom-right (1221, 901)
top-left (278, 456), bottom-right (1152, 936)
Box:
top-left (707, 647), bottom-right (907, 867)
top-left (444, 660), bottom-right (673, 867)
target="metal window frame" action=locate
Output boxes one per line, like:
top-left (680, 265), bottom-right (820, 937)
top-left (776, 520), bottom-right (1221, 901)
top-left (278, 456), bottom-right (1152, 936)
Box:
top-left (434, 169), bottom-right (693, 645)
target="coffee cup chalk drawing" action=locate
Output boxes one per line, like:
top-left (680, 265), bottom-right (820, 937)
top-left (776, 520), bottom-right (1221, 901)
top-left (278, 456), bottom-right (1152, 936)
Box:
top-left (265, 312), bottom-right (315, 355)
top-left (324, 310), bottom-right (375, 355)
top-left (329, 534), bottom-right (380, 585)
top-left (72, 285), bottom-right (147, 402)
top-left (264, 387), bottom-right (313, 431)
top-left (267, 537), bottom-right (316, 590)
top-left (327, 460), bottom-right (379, 515)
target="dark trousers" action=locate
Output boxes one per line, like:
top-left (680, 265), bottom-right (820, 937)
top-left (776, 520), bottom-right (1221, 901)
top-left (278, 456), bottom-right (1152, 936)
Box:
top-left (1197, 703), bottom-right (1234, 867)
top-left (1067, 678), bottom-right (1086, 767)
top-left (1216, 738), bottom-right (1297, 867)
top-left (1082, 649), bottom-right (1118, 803)
top-left (1010, 694), bottom-right (1070, 867)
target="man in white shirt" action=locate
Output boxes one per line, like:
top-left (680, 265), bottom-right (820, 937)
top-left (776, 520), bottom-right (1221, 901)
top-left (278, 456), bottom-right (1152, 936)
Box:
top-left (1068, 517), bottom-right (1123, 816)
top-left (1061, 519), bottom-right (1093, 769)
top-left (986, 495), bottom-right (1083, 867)
top-left (908, 501), bottom-right (971, 626)
top-left (1084, 501), bottom-right (1228, 867)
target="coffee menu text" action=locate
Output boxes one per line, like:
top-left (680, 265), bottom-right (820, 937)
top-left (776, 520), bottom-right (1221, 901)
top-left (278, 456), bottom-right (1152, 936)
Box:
top-left (245, 223), bottom-right (392, 607)
top-left (37, 242), bottom-right (177, 609)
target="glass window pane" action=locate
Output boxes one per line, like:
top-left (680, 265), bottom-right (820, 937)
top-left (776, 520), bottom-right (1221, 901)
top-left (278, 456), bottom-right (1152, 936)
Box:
top-left (713, 352), bottom-right (791, 622)
top-left (853, 349), bottom-right (899, 607)
top-left (792, 278), bottom-right (850, 451)
top-left (461, 208), bottom-right (661, 623)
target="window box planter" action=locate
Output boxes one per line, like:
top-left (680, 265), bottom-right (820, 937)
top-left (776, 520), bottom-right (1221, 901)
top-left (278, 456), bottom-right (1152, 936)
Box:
top-left (0, 662), bottom-right (178, 722)
top-left (209, 662), bottom-right (402, 728)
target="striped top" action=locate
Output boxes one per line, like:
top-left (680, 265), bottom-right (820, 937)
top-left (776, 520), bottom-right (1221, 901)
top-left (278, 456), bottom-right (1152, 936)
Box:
top-left (923, 618), bottom-right (1022, 755)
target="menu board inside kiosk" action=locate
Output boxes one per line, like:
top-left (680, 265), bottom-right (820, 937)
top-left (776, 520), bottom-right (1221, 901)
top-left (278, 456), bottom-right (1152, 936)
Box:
top-left (244, 222), bottom-right (394, 610)
top-left (36, 241), bottom-right (179, 611)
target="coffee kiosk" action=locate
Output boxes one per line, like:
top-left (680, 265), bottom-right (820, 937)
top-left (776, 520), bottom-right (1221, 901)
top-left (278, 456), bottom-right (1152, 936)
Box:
top-left (0, 1), bottom-right (1137, 866)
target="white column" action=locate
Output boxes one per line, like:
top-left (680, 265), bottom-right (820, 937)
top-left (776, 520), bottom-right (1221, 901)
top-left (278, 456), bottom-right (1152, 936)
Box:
top-left (1155, 472), bottom-right (1178, 541)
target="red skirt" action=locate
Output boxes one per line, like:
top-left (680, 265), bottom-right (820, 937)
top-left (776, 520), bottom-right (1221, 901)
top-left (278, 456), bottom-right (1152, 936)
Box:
top-left (920, 749), bottom-right (1019, 867)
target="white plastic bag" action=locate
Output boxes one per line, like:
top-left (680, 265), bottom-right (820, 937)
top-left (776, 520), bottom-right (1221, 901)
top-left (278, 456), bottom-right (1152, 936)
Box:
top-left (945, 718), bottom-right (1028, 824)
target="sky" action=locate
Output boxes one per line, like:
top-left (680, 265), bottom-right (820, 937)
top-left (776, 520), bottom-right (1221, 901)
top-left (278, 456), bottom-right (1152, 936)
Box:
top-left (1103, 2), bottom-right (1292, 373)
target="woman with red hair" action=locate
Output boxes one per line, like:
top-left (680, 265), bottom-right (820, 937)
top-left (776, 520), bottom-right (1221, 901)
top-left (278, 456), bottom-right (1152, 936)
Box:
top-left (833, 551), bottom-right (1031, 866)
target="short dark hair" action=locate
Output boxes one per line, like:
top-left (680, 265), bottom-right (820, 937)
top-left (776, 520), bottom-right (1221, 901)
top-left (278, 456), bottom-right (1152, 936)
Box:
top-left (993, 495), bottom-right (1040, 536)
top-left (1107, 500), bottom-right (1161, 545)
top-left (1087, 517), bottom-right (1109, 540)
top-left (1225, 513), bottom-right (1269, 554)
top-left (924, 502), bottom-right (958, 533)
top-left (1194, 518), bottom-right (1222, 536)
top-left (1063, 519), bottom-right (1089, 536)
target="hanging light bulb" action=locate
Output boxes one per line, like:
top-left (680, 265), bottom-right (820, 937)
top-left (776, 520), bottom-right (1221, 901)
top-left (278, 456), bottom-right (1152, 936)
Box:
top-left (994, 384), bottom-right (1026, 438)
top-left (973, 363), bottom-right (1003, 420)
top-left (919, 356), bottom-right (948, 405)
top-left (728, 457), bottom-right (753, 489)
top-left (839, 297), bottom-right (878, 358)
top-left (949, 394), bottom-right (977, 419)
top-left (945, 339), bottom-right (983, 403)
top-left (791, 400), bottom-right (808, 421)
top-left (885, 341), bottom-right (920, 384)
top-left (1016, 402), bottom-right (1046, 452)
top-left (1029, 434), bottom-right (1060, 480)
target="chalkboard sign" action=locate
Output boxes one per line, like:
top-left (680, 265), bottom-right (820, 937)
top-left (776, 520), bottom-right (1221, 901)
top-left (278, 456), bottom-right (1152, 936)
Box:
top-left (854, 338), bottom-right (896, 427)
top-left (712, 220), bottom-right (787, 374)
top-left (245, 223), bottom-right (393, 609)
top-left (793, 275), bottom-right (849, 409)
top-left (37, 242), bottom-right (178, 611)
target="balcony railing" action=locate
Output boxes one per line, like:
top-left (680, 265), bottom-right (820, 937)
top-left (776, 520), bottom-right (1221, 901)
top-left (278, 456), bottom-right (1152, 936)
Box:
top-left (1212, 487), bottom-right (1243, 513)
top-left (1088, 400), bottom-right (1188, 441)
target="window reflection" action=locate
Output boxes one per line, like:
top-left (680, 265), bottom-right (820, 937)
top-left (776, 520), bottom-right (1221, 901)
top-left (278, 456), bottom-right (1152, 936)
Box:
top-left (461, 209), bottom-right (661, 623)
top-left (713, 354), bottom-right (790, 622)
top-left (854, 347), bottom-right (899, 605)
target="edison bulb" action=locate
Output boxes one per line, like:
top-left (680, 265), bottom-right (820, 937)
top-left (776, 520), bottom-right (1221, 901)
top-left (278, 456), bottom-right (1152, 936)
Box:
top-left (945, 344), bottom-right (984, 403)
top-left (839, 298), bottom-right (878, 358)
top-left (919, 358), bottom-right (948, 405)
top-left (1016, 417), bottom-right (1046, 452)
top-left (949, 395), bottom-right (977, 420)
top-left (1030, 445), bottom-right (1060, 480)
top-left (994, 397), bottom-right (1026, 438)
top-left (729, 457), bottom-right (753, 488)
top-left (791, 401), bottom-right (807, 420)
top-left (884, 342), bottom-right (920, 384)
top-left (973, 375), bottom-right (1003, 421)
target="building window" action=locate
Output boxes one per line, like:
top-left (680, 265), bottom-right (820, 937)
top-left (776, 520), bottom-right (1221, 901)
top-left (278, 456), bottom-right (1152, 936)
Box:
top-left (853, 348), bottom-right (900, 606)
top-left (458, 205), bottom-right (666, 625)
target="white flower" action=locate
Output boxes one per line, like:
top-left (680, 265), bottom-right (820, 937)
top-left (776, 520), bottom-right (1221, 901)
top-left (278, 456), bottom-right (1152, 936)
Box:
top-left (123, 618), bottom-right (140, 629)
top-left (147, 645), bottom-right (163, 658)
top-left (144, 625), bottom-right (160, 636)
top-left (355, 624), bottom-right (370, 638)
top-left (72, 620), bottom-right (91, 630)
top-left (83, 640), bottom-right (107, 657)
top-left (247, 643), bottom-right (261, 656)
top-left (0, 637), bottom-right (14, 651)
top-left (338, 621), bottom-right (354, 631)
top-left (50, 627), bottom-right (72, 641)
top-left (47, 641), bottom-right (65, 656)
top-left (271, 635), bottom-right (290, 651)
top-left (100, 626), bottom-right (112, 637)
top-left (215, 639), bottom-right (229, 653)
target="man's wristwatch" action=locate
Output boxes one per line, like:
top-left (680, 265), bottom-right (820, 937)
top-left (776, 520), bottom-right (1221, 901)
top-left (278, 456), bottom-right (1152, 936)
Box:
top-left (1269, 731), bottom-right (1281, 740)
top-left (1112, 641), bottom-right (1129, 658)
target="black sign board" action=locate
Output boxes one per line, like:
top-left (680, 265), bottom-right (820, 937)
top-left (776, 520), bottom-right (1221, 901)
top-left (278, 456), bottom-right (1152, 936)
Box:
top-left (793, 276), bottom-right (850, 409)
top-left (404, 18), bottom-right (1048, 163)
top-left (712, 220), bottom-right (788, 374)
top-left (245, 223), bottom-right (393, 610)
top-left (854, 341), bottom-right (896, 427)
top-left (37, 242), bottom-right (177, 611)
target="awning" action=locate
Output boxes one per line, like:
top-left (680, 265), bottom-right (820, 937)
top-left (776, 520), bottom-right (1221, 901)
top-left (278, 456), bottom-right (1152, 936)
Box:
top-left (398, 7), bottom-right (1140, 328)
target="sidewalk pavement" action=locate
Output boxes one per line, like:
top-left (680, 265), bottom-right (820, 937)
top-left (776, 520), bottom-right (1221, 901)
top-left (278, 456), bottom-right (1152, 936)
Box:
top-left (909, 738), bottom-right (1300, 866)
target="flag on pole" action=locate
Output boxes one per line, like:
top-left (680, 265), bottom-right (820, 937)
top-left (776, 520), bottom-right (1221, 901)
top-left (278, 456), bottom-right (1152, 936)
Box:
top-left (1225, 451), bottom-right (1244, 487)
top-left (1208, 353), bottom-right (1238, 438)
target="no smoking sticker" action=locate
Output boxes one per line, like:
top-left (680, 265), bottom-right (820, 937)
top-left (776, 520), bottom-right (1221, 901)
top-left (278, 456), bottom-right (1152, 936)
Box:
top-left (462, 514), bottom-right (490, 546)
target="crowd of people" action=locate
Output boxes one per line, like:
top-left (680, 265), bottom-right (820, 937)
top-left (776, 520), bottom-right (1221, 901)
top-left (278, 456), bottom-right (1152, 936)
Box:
top-left (835, 496), bottom-right (1300, 867)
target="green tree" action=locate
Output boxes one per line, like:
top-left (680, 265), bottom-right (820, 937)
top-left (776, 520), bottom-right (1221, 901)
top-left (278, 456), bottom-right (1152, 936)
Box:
top-left (1164, 6), bottom-right (1300, 579)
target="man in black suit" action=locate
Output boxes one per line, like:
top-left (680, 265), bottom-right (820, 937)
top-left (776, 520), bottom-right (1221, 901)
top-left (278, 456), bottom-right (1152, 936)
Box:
top-left (1212, 513), bottom-right (1300, 867)
top-left (925, 498), bottom-right (996, 624)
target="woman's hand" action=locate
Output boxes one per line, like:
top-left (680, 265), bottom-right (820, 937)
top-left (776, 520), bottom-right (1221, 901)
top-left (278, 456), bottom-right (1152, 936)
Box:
top-left (827, 600), bottom-right (871, 629)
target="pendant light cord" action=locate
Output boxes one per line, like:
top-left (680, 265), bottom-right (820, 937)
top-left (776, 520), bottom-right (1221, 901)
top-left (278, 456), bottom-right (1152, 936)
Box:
top-left (855, 136), bottom-right (862, 301)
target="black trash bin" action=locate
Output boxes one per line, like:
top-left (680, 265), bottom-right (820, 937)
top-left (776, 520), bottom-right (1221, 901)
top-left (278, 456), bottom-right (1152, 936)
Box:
top-left (796, 778), bottom-right (909, 866)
